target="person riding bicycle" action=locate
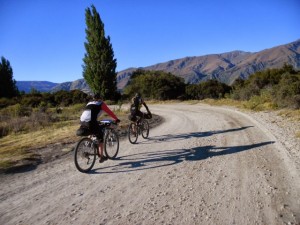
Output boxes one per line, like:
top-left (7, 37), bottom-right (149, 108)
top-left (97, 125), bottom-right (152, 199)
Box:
top-left (79, 93), bottom-right (120, 163)
top-left (129, 92), bottom-right (152, 124)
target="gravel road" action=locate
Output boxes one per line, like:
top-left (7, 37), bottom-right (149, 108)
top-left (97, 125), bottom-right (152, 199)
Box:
top-left (1, 103), bottom-right (299, 225)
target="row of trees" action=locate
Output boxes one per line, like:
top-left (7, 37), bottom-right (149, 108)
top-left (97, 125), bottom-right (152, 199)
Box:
top-left (186, 80), bottom-right (232, 100)
top-left (123, 64), bottom-right (300, 109)
top-left (123, 69), bottom-right (186, 100)
top-left (0, 90), bottom-right (89, 109)
top-left (1, 61), bottom-right (299, 109)
top-left (123, 69), bottom-right (232, 101)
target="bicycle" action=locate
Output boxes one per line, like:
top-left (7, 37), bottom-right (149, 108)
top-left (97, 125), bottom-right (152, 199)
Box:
top-left (128, 116), bottom-right (150, 144)
top-left (74, 120), bottom-right (119, 173)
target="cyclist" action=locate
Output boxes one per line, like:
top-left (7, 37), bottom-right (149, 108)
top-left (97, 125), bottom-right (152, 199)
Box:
top-left (129, 92), bottom-right (152, 126)
top-left (79, 93), bottom-right (120, 163)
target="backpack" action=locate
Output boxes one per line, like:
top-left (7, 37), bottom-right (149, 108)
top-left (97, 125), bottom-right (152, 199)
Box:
top-left (130, 97), bottom-right (140, 114)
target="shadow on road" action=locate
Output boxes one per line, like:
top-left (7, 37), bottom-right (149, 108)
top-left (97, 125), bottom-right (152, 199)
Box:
top-left (90, 140), bottom-right (274, 174)
top-left (139, 126), bottom-right (254, 144)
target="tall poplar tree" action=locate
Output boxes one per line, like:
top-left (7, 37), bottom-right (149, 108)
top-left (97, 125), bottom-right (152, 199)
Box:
top-left (82, 5), bottom-right (117, 100)
top-left (0, 57), bottom-right (18, 98)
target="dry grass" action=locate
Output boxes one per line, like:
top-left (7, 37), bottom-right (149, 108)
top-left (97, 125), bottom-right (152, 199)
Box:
top-left (146, 99), bottom-right (182, 104)
top-left (199, 98), bottom-right (245, 108)
top-left (277, 109), bottom-right (300, 121)
top-left (0, 105), bottom-right (130, 171)
top-left (0, 122), bottom-right (79, 169)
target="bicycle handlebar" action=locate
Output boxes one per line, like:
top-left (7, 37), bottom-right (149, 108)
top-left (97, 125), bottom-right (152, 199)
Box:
top-left (99, 119), bottom-right (119, 127)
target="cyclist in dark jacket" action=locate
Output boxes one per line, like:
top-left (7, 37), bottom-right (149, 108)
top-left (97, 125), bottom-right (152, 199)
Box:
top-left (80, 93), bottom-right (120, 162)
top-left (129, 93), bottom-right (152, 124)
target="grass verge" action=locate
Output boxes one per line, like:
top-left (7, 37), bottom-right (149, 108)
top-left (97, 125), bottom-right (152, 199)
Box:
top-left (0, 122), bottom-right (79, 170)
top-left (0, 106), bottom-right (130, 171)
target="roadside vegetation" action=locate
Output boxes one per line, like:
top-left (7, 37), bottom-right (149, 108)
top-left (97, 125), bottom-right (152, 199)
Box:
top-left (124, 64), bottom-right (300, 110)
top-left (231, 64), bottom-right (300, 110)
top-left (0, 101), bottom-right (129, 170)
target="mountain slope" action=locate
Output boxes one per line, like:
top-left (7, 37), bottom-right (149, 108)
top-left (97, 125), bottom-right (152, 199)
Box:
top-left (50, 79), bottom-right (91, 93)
top-left (16, 39), bottom-right (300, 93)
top-left (16, 81), bottom-right (58, 93)
top-left (117, 39), bottom-right (300, 89)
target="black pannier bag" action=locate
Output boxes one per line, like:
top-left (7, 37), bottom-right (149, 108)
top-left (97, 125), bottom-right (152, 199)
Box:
top-left (76, 124), bottom-right (91, 136)
top-left (144, 113), bottom-right (152, 119)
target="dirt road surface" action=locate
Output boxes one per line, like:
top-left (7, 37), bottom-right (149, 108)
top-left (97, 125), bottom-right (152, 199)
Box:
top-left (1, 103), bottom-right (299, 225)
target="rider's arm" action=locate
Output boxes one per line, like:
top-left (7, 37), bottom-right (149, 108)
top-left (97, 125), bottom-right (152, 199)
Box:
top-left (142, 100), bottom-right (148, 109)
top-left (142, 101), bottom-right (152, 116)
top-left (101, 102), bottom-right (119, 121)
top-left (143, 101), bottom-right (150, 111)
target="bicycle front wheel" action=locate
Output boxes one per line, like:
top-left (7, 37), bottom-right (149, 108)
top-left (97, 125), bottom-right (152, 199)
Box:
top-left (128, 123), bottom-right (138, 144)
top-left (74, 137), bottom-right (96, 173)
top-left (104, 129), bottom-right (119, 159)
top-left (141, 120), bottom-right (149, 139)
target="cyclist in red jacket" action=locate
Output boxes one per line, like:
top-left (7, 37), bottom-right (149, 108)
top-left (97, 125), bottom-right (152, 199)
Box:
top-left (80, 93), bottom-right (120, 162)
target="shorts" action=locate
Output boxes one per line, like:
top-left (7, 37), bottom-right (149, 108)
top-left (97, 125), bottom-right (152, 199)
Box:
top-left (80, 121), bottom-right (104, 142)
top-left (129, 110), bottom-right (152, 121)
top-left (128, 110), bottom-right (144, 122)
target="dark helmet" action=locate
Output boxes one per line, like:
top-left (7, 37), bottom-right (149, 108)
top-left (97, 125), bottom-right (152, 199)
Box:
top-left (93, 93), bottom-right (101, 100)
top-left (135, 92), bottom-right (141, 98)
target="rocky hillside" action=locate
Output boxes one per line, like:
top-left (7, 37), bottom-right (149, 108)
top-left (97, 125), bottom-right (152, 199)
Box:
top-left (117, 39), bottom-right (300, 89)
top-left (50, 79), bottom-right (91, 93)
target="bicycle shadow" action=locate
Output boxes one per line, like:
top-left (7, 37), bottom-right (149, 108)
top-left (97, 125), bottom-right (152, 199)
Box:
top-left (90, 140), bottom-right (274, 174)
top-left (136, 126), bottom-right (253, 144)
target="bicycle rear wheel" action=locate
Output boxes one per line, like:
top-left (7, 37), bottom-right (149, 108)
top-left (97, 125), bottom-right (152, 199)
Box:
top-left (128, 123), bottom-right (138, 144)
top-left (104, 129), bottom-right (119, 159)
top-left (141, 120), bottom-right (149, 139)
top-left (74, 137), bottom-right (96, 173)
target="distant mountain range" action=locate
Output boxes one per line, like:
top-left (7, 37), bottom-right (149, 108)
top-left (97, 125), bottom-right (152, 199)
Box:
top-left (17, 39), bottom-right (300, 93)
top-left (16, 81), bottom-right (58, 93)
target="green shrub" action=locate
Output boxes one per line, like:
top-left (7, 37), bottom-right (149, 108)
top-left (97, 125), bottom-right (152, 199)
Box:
top-left (274, 73), bottom-right (300, 108)
top-left (243, 89), bottom-right (277, 110)
top-left (0, 104), bottom-right (32, 117)
top-left (231, 64), bottom-right (300, 109)
top-left (124, 70), bottom-right (185, 100)
top-left (0, 97), bottom-right (18, 109)
top-left (185, 80), bottom-right (231, 100)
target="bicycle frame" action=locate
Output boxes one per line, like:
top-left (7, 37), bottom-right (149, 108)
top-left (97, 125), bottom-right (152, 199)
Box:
top-left (128, 117), bottom-right (149, 144)
top-left (74, 120), bottom-right (119, 173)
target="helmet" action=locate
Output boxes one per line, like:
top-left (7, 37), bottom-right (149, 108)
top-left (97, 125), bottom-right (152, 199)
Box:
top-left (135, 92), bottom-right (141, 98)
top-left (93, 93), bottom-right (101, 100)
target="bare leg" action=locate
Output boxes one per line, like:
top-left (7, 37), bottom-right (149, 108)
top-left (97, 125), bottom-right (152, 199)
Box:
top-left (132, 122), bottom-right (138, 135)
top-left (98, 142), bottom-right (107, 163)
top-left (98, 142), bottom-right (103, 158)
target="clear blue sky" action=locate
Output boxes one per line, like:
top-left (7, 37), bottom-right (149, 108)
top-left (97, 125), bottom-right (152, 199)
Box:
top-left (1, 0), bottom-right (299, 83)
